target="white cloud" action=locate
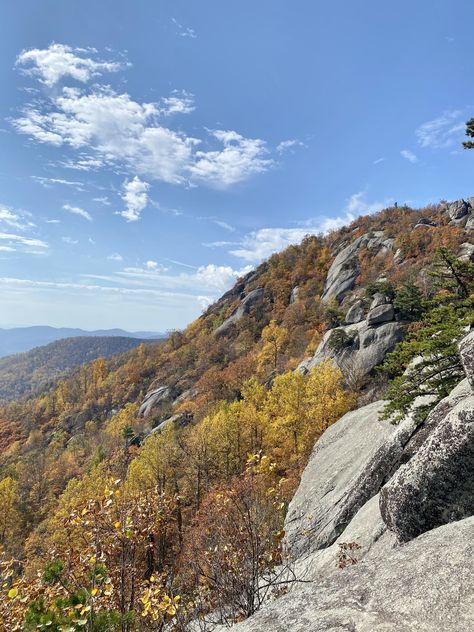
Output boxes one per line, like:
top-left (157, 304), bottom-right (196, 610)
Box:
top-left (93, 196), bottom-right (110, 205)
top-left (46, 219), bottom-right (61, 224)
top-left (189, 130), bottom-right (273, 187)
top-left (213, 220), bottom-right (235, 232)
top-left (108, 253), bottom-right (123, 261)
top-left (32, 176), bottom-right (85, 190)
top-left (373, 157), bottom-right (385, 165)
top-left (225, 192), bottom-right (393, 263)
top-left (415, 110), bottom-right (465, 148)
top-left (13, 48), bottom-right (274, 189)
top-left (0, 206), bottom-right (31, 230)
top-left (119, 177), bottom-right (149, 222)
top-left (0, 231), bottom-right (48, 250)
top-left (159, 92), bottom-right (195, 116)
top-left (194, 264), bottom-right (252, 292)
top-left (229, 227), bottom-right (319, 262)
top-left (63, 203), bottom-right (92, 221)
top-left (276, 138), bottom-right (304, 154)
top-left (62, 236), bottom-right (78, 245)
top-left (16, 43), bottom-right (128, 87)
top-left (401, 149), bottom-right (418, 163)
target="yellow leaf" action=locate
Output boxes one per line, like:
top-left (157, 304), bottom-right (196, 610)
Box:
top-left (114, 521), bottom-right (121, 529)
top-left (8, 588), bottom-right (18, 599)
top-left (91, 587), bottom-right (98, 596)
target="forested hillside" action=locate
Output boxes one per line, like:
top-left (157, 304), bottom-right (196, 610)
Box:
top-left (0, 200), bottom-right (473, 630)
top-left (0, 336), bottom-right (159, 403)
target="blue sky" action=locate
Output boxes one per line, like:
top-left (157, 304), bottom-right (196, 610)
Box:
top-left (1, 0), bottom-right (474, 331)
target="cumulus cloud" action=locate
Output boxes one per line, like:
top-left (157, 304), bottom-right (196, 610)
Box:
top-left (400, 149), bottom-right (418, 163)
top-left (119, 177), bottom-right (150, 222)
top-left (415, 110), bottom-right (465, 148)
top-left (16, 43), bottom-right (128, 87)
top-left (190, 130), bottom-right (273, 187)
top-left (194, 264), bottom-right (252, 291)
top-left (13, 47), bottom-right (274, 189)
top-left (63, 203), bottom-right (92, 221)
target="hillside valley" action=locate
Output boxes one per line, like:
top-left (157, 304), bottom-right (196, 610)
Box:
top-left (0, 336), bottom-right (161, 403)
top-left (0, 326), bottom-right (164, 358)
top-left (0, 199), bottom-right (473, 630)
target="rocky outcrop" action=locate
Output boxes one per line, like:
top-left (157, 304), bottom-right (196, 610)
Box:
top-left (445, 198), bottom-right (470, 220)
top-left (459, 330), bottom-right (474, 389)
top-left (138, 385), bottom-right (172, 417)
top-left (214, 287), bottom-right (264, 336)
top-left (232, 517), bottom-right (474, 632)
top-left (285, 401), bottom-right (415, 559)
top-left (321, 236), bottom-right (368, 303)
top-left (300, 319), bottom-right (404, 382)
top-left (380, 332), bottom-right (474, 542)
top-left (290, 286), bottom-right (300, 303)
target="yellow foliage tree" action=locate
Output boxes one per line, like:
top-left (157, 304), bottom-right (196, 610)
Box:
top-left (258, 320), bottom-right (288, 373)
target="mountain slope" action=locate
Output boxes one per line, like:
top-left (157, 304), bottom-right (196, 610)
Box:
top-left (0, 325), bottom-right (164, 357)
top-left (0, 336), bottom-right (158, 402)
top-left (0, 198), bottom-right (472, 629)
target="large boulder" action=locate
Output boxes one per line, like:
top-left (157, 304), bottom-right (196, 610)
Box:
top-left (366, 303), bottom-right (395, 325)
top-left (214, 287), bottom-right (264, 336)
top-left (321, 235), bottom-right (368, 303)
top-left (300, 319), bottom-right (404, 382)
top-left (232, 516), bottom-right (474, 632)
top-left (380, 391), bottom-right (474, 542)
top-left (344, 299), bottom-right (365, 324)
top-left (284, 401), bottom-right (416, 559)
top-left (445, 199), bottom-right (470, 220)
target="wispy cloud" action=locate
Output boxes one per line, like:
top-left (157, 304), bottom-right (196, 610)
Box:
top-left (276, 138), bottom-right (305, 154)
top-left (32, 176), bottom-right (85, 191)
top-left (159, 91), bottom-right (195, 116)
top-left (171, 17), bottom-right (197, 39)
top-left (118, 176), bottom-right (149, 222)
top-left (16, 43), bottom-right (129, 87)
top-left (400, 149), bottom-right (418, 163)
top-left (415, 110), bottom-right (465, 148)
top-left (62, 236), bottom-right (78, 245)
top-left (373, 157), bottom-right (385, 165)
top-left (63, 203), bottom-right (92, 221)
top-left (216, 192), bottom-right (393, 263)
top-left (107, 253), bottom-right (123, 261)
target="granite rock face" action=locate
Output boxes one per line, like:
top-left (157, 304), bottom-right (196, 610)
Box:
top-left (138, 385), bottom-right (172, 417)
top-left (284, 401), bottom-right (415, 558)
top-left (214, 287), bottom-right (265, 336)
top-left (321, 236), bottom-right (368, 303)
top-left (380, 335), bottom-right (474, 542)
top-left (232, 517), bottom-right (474, 632)
top-left (300, 319), bottom-right (404, 382)
top-left (445, 198), bottom-right (470, 220)
top-left (459, 330), bottom-right (474, 390)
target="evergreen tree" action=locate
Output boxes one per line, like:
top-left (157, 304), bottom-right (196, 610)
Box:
top-left (381, 248), bottom-right (474, 423)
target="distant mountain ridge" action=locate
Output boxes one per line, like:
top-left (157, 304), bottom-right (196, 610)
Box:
top-left (0, 335), bottom-right (161, 402)
top-left (0, 325), bottom-right (164, 358)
